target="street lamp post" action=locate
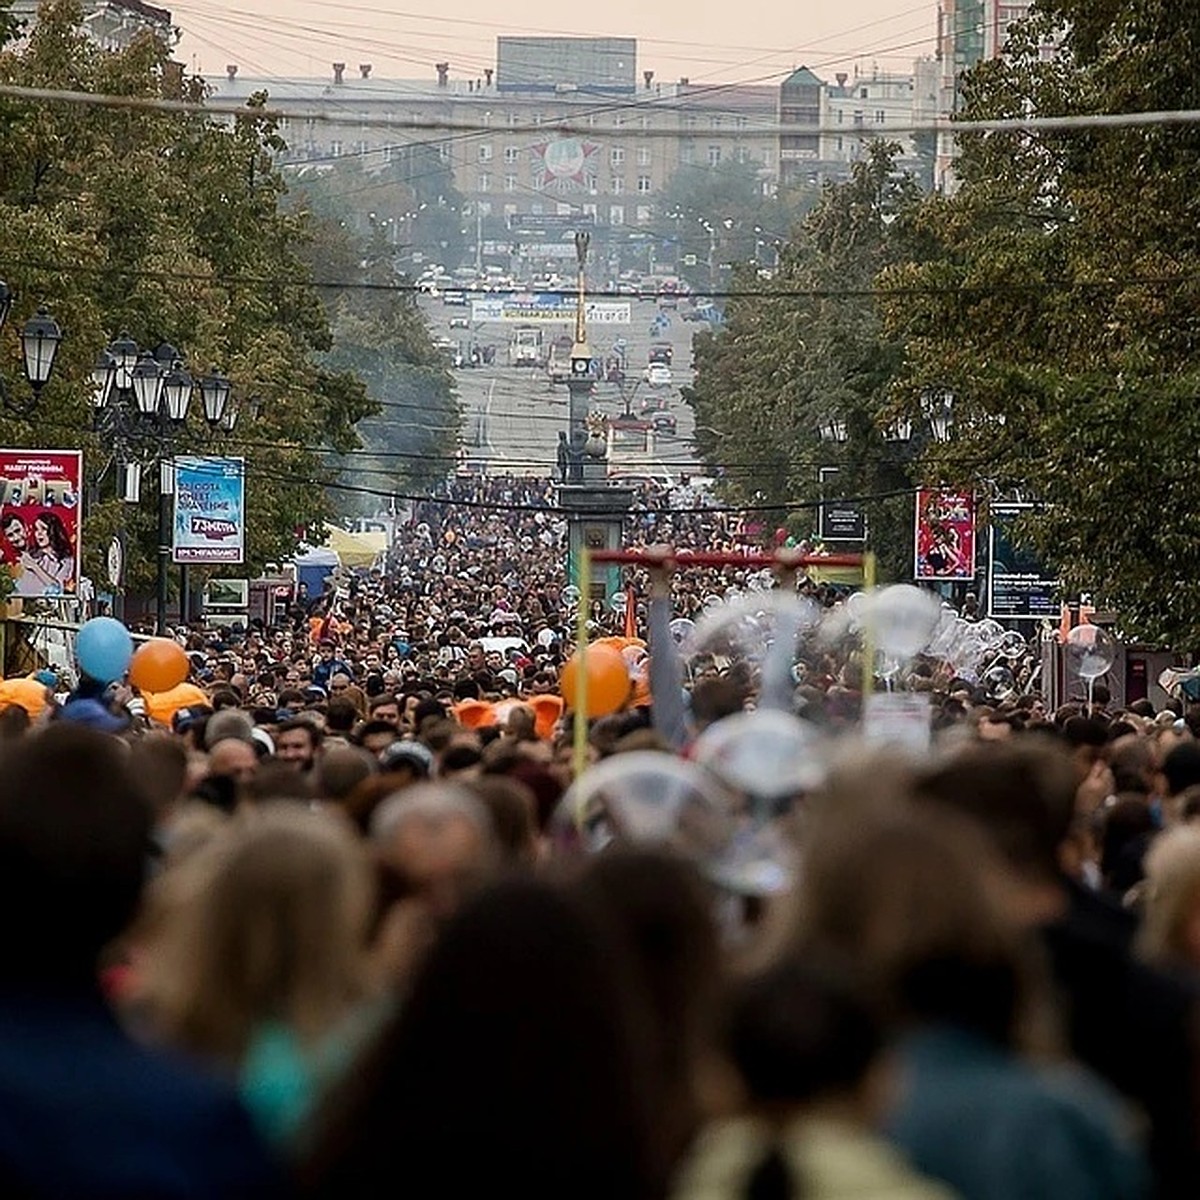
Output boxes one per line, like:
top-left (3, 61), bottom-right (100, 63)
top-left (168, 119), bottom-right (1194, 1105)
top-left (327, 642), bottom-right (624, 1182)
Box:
top-left (0, 280), bottom-right (63, 414)
top-left (90, 334), bottom-right (236, 632)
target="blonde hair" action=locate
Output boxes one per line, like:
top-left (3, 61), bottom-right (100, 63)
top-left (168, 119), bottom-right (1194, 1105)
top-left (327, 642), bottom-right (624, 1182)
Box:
top-left (1138, 826), bottom-right (1200, 970)
top-left (142, 803), bottom-right (374, 1065)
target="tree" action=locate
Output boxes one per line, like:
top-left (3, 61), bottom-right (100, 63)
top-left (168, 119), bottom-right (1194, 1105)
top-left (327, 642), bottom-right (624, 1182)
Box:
top-left (880, 2), bottom-right (1200, 642)
top-left (0, 0), bottom-right (375, 595)
top-left (686, 144), bottom-right (926, 580)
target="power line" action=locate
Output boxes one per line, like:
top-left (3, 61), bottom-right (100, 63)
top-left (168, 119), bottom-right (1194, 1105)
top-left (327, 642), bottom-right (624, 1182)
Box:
top-left (6, 81), bottom-right (1200, 139)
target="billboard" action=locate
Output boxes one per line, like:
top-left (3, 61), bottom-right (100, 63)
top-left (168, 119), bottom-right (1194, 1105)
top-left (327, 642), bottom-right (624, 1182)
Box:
top-left (988, 502), bottom-right (1060, 620)
top-left (0, 449), bottom-right (82, 598)
top-left (471, 296), bottom-right (630, 323)
top-left (173, 456), bottom-right (245, 564)
top-left (914, 488), bottom-right (976, 581)
top-left (817, 466), bottom-right (866, 543)
top-left (497, 36), bottom-right (636, 94)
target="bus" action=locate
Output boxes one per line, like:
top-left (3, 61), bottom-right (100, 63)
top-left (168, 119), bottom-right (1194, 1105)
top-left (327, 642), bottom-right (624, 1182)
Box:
top-left (507, 325), bottom-right (544, 368)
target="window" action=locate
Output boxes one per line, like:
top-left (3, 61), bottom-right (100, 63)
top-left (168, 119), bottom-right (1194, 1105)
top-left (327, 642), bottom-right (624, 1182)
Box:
top-left (504, 145), bottom-right (519, 164)
top-left (477, 172), bottom-right (491, 192)
top-left (680, 143), bottom-right (694, 165)
top-left (736, 146), bottom-right (749, 163)
top-left (609, 205), bottom-right (625, 226)
top-left (437, 141), bottom-right (450, 161)
top-left (836, 136), bottom-right (844, 152)
top-left (611, 177), bottom-right (625, 194)
top-left (875, 110), bottom-right (886, 124)
top-left (639, 115), bottom-right (650, 130)
top-left (478, 201), bottom-right (491, 216)
top-left (636, 175), bottom-right (652, 194)
top-left (478, 144), bottom-right (493, 162)
top-left (531, 202), bottom-right (544, 214)
top-left (330, 139), bottom-right (343, 156)
top-left (860, 87), bottom-right (868, 99)
top-left (610, 146), bottom-right (626, 166)
top-left (636, 205), bottom-right (652, 224)
top-left (836, 108), bottom-right (844, 124)
top-left (353, 140), bottom-right (367, 156)
top-left (613, 114), bottom-right (626, 128)
top-left (636, 146), bottom-right (651, 166)
top-left (686, 115), bottom-right (697, 129)
top-left (736, 115), bottom-right (748, 130)
top-left (507, 112), bottom-right (518, 126)
top-left (504, 174), bottom-right (517, 192)
top-left (707, 145), bottom-right (721, 166)
top-left (583, 203), bottom-right (597, 218)
top-left (532, 111), bottom-right (543, 125)
top-left (503, 203), bottom-right (517, 217)
top-left (710, 115), bottom-right (722, 129)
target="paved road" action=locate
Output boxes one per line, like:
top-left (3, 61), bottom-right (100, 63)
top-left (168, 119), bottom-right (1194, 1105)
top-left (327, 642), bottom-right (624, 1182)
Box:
top-left (420, 295), bottom-right (709, 482)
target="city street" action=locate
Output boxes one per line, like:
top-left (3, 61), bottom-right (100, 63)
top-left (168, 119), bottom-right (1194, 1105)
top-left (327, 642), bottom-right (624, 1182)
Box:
top-left (419, 295), bottom-right (707, 482)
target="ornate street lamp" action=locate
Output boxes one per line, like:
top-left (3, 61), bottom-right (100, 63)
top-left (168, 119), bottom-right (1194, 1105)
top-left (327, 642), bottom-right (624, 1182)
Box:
top-left (161, 358), bottom-right (194, 423)
top-left (130, 353), bottom-right (164, 416)
top-left (20, 306), bottom-right (63, 397)
top-left (199, 368), bottom-right (233, 427)
top-left (0, 280), bottom-right (12, 331)
top-left (922, 388), bottom-right (955, 443)
top-left (818, 418), bottom-right (848, 444)
top-left (90, 350), bottom-right (117, 410)
top-left (883, 419), bottom-right (913, 443)
top-left (109, 331), bottom-right (139, 390)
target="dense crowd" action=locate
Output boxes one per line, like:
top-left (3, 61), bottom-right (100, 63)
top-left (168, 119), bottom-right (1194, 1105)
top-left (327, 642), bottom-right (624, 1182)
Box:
top-left (3, 472), bottom-right (1200, 1200)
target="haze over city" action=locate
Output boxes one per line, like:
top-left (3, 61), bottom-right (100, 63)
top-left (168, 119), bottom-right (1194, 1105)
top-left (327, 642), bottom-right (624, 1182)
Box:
top-left (171, 0), bottom-right (937, 84)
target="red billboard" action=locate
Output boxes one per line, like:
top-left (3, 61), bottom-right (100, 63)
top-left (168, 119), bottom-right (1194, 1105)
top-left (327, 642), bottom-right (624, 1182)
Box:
top-left (0, 450), bottom-right (83, 598)
top-left (914, 488), bottom-right (976, 581)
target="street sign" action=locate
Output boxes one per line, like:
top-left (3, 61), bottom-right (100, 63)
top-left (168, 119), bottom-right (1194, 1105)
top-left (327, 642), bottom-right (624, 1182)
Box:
top-left (817, 466), bottom-right (866, 543)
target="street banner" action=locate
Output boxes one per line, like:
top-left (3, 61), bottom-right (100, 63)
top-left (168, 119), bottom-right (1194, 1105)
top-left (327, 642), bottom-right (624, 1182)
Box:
top-left (173, 456), bottom-right (245, 564)
top-left (817, 466), bottom-right (866, 543)
top-left (987, 502), bottom-right (1060, 620)
top-left (914, 488), bottom-right (976, 581)
top-left (0, 449), bottom-right (82, 598)
top-left (471, 295), bottom-right (631, 324)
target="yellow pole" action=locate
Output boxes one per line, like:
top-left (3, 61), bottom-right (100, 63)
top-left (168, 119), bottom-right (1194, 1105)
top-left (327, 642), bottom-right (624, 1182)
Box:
top-left (861, 552), bottom-right (877, 697)
top-left (572, 547), bottom-right (592, 781)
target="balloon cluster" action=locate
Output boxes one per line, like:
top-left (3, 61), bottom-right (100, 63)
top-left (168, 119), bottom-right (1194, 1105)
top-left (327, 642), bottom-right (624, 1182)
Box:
top-left (74, 617), bottom-right (190, 694)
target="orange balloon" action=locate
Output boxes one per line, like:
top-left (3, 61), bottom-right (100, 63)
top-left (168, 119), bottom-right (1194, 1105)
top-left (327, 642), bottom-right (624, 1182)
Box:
top-left (560, 644), bottom-right (631, 718)
top-left (129, 638), bottom-right (190, 694)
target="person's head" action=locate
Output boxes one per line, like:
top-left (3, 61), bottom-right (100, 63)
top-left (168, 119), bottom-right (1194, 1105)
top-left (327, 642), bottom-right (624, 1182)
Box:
top-left (1162, 742), bottom-right (1200, 799)
top-left (440, 742), bottom-right (483, 779)
top-left (203, 708), bottom-right (254, 749)
top-left (368, 694), bottom-right (400, 727)
top-left (141, 804), bottom-right (373, 1064)
top-left (729, 956), bottom-right (884, 1121)
top-left (911, 739), bottom-right (1078, 886)
top-left (32, 511), bottom-right (71, 559)
top-left (357, 720), bottom-right (400, 757)
top-left (303, 877), bottom-right (656, 1200)
top-left (2, 510), bottom-right (27, 551)
top-left (329, 672), bottom-right (352, 698)
top-left (315, 745), bottom-right (378, 803)
top-left (1139, 826), bottom-right (1200, 972)
top-left (0, 725), bottom-right (151, 983)
top-left (465, 777), bottom-right (538, 866)
top-left (370, 783), bottom-right (496, 920)
top-left (127, 733), bottom-right (189, 820)
top-left (793, 803), bottom-right (1033, 1050)
top-left (276, 718), bottom-right (322, 771)
top-left (206, 737), bottom-right (259, 787)
top-left (318, 639), bottom-right (335, 661)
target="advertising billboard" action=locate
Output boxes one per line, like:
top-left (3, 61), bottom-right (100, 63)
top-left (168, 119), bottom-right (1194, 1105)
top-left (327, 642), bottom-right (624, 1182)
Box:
top-left (0, 449), bottom-right (82, 598)
top-left (988, 502), bottom-right (1060, 620)
top-left (471, 296), bottom-right (630, 323)
top-left (817, 466), bottom-right (866, 543)
top-left (172, 456), bottom-right (245, 564)
top-left (914, 488), bottom-right (976, 581)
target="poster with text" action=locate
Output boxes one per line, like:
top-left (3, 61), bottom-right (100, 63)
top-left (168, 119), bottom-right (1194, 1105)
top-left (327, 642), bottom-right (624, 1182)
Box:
top-left (914, 488), bottom-right (976, 581)
top-left (0, 449), bottom-right (82, 598)
top-left (173, 456), bottom-right (245, 564)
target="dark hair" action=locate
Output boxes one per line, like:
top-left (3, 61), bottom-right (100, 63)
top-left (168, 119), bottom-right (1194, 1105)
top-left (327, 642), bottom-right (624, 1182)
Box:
top-left (466, 777), bottom-right (536, 865)
top-left (276, 718), bottom-right (322, 750)
top-left (441, 744), bottom-right (482, 774)
top-left (1163, 743), bottom-right (1200, 797)
top-left (303, 879), bottom-right (656, 1200)
top-left (355, 720), bottom-right (397, 746)
top-left (573, 850), bottom-right (721, 1172)
top-left (324, 698), bottom-right (358, 735)
top-left (412, 697), bottom-right (447, 728)
top-left (0, 726), bottom-right (151, 982)
top-left (33, 510), bottom-right (73, 561)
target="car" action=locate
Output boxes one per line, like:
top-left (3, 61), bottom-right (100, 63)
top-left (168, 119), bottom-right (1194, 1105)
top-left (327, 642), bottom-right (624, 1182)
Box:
top-left (652, 411), bottom-right (677, 436)
top-left (449, 316), bottom-right (470, 329)
top-left (644, 363), bottom-right (673, 388)
top-left (648, 342), bottom-right (673, 365)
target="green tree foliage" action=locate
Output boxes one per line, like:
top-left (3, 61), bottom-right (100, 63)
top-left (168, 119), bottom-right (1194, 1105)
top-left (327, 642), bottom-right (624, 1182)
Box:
top-left (0, 0), bottom-right (376, 591)
top-left (686, 144), bottom-right (925, 580)
top-left (880, 1), bottom-right (1200, 642)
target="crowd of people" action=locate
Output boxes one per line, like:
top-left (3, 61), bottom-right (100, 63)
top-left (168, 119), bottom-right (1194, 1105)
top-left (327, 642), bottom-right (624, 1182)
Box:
top-left (3, 471), bottom-right (1200, 1199)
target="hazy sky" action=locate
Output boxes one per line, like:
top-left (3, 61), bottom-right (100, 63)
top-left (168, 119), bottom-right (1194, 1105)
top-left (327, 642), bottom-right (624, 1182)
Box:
top-left (171, 0), bottom-right (937, 85)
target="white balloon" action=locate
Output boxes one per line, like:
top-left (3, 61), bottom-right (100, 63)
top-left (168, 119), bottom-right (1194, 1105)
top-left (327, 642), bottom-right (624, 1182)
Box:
top-left (692, 709), bottom-right (827, 798)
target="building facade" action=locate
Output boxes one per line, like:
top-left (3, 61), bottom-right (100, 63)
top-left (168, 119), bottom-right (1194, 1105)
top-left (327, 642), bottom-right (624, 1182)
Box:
top-left (8, 0), bottom-right (175, 51)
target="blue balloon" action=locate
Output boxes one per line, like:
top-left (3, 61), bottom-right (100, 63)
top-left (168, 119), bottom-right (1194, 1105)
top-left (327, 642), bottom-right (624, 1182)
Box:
top-left (76, 616), bottom-right (133, 684)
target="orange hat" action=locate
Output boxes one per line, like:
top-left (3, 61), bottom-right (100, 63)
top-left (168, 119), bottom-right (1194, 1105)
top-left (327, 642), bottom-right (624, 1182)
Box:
top-left (0, 676), bottom-right (51, 719)
top-left (454, 699), bottom-right (497, 730)
top-left (143, 681), bottom-right (209, 726)
top-left (528, 693), bottom-right (565, 740)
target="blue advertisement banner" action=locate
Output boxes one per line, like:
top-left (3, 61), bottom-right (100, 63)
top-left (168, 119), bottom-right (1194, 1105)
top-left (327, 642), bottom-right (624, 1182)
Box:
top-left (172, 456), bottom-right (245, 564)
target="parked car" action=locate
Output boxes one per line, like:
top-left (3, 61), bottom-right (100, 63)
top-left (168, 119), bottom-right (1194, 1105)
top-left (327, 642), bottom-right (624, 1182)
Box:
top-left (449, 316), bottom-right (470, 329)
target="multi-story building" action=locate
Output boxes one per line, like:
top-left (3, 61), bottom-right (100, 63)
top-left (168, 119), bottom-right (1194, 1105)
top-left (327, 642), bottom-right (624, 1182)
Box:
top-left (935, 0), bottom-right (1058, 189)
top-left (8, 0), bottom-right (175, 51)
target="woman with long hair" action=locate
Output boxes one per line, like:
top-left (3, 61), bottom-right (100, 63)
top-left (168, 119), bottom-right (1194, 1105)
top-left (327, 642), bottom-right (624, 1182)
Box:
top-left (137, 804), bottom-right (377, 1147)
